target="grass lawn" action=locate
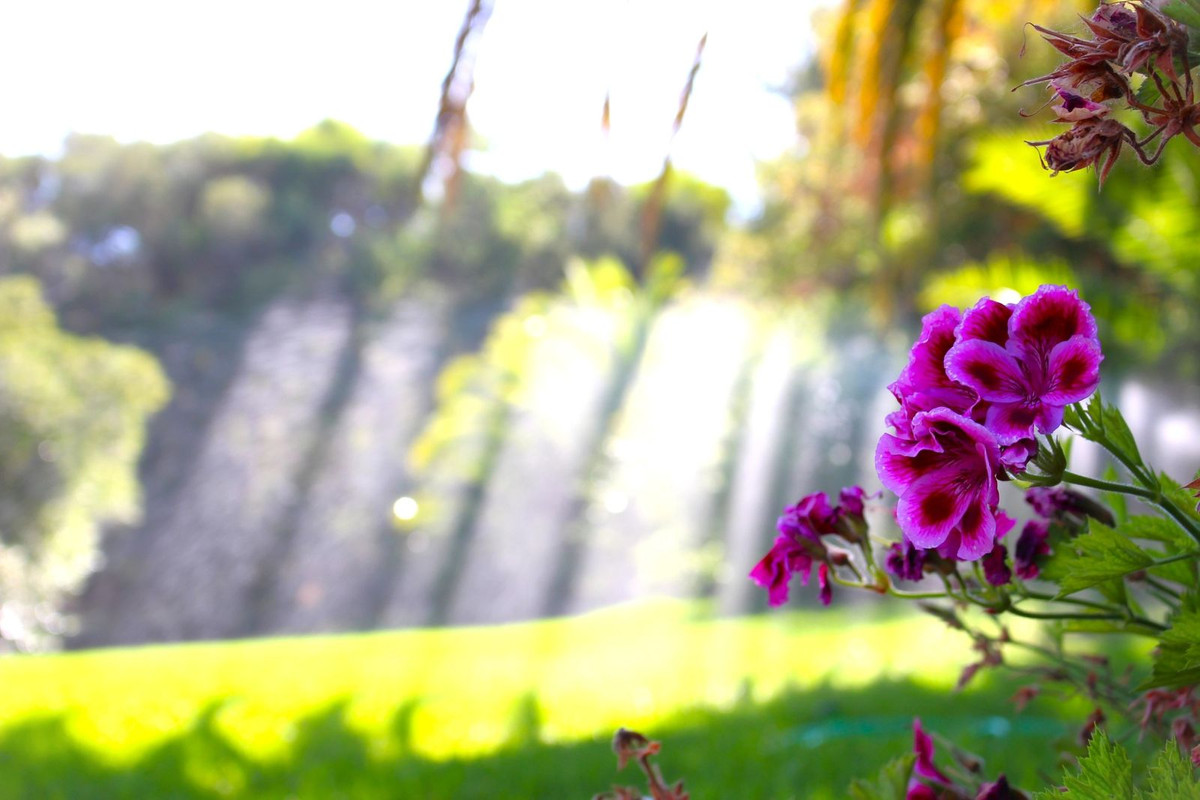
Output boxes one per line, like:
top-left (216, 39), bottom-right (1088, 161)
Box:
top-left (0, 599), bottom-right (1105, 798)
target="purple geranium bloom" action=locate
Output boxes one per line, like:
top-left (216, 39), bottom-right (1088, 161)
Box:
top-left (886, 539), bottom-right (928, 582)
top-left (913, 718), bottom-right (951, 784)
top-left (876, 408), bottom-right (1003, 561)
top-left (1014, 520), bottom-right (1051, 580)
top-left (888, 305), bottom-right (979, 437)
top-left (817, 563), bottom-right (833, 606)
top-left (945, 286), bottom-right (1102, 445)
top-left (838, 485), bottom-right (867, 518)
top-left (906, 783), bottom-right (939, 800)
top-left (1025, 486), bottom-right (1080, 519)
top-left (749, 535), bottom-right (817, 607)
top-left (778, 492), bottom-right (837, 538)
top-left (982, 543), bottom-right (1013, 586)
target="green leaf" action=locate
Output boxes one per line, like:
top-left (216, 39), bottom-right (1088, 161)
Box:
top-left (1137, 75), bottom-right (1164, 109)
top-left (1136, 739), bottom-right (1200, 800)
top-left (848, 754), bottom-right (914, 800)
top-left (1160, 473), bottom-right (1200, 529)
top-left (1034, 732), bottom-right (1132, 799)
top-left (1123, 515), bottom-right (1196, 552)
top-left (1143, 611), bottom-right (1200, 690)
top-left (1161, 0), bottom-right (1200, 29)
top-left (1099, 402), bottom-right (1144, 470)
top-left (1116, 515), bottom-right (1199, 586)
top-left (1054, 521), bottom-right (1156, 597)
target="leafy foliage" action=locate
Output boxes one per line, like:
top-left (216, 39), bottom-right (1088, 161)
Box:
top-left (1034, 733), bottom-right (1132, 799)
top-left (847, 754), bottom-right (915, 800)
top-left (1048, 521), bottom-right (1155, 597)
top-left (1037, 735), bottom-right (1200, 800)
top-left (0, 276), bottom-right (168, 649)
top-left (1145, 611), bottom-right (1200, 690)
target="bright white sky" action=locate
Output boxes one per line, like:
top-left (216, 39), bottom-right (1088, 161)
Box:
top-left (2, 0), bottom-right (827, 215)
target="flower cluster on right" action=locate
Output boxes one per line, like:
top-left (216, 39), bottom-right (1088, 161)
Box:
top-left (877, 285), bottom-right (1102, 581)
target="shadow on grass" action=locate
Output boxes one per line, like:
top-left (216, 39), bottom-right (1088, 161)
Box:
top-left (0, 675), bottom-right (1104, 800)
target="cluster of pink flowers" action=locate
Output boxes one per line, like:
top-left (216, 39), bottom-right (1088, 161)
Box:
top-left (749, 487), bottom-right (867, 607)
top-left (750, 286), bottom-right (1101, 606)
top-left (1024, 2), bottom-right (1199, 184)
top-left (878, 285), bottom-right (1102, 572)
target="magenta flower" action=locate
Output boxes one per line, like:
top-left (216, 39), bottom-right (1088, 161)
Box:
top-left (818, 563), bottom-right (833, 606)
top-left (1014, 520), bottom-right (1051, 580)
top-left (906, 784), bottom-right (938, 800)
top-left (982, 543), bottom-right (1013, 586)
top-left (750, 491), bottom-right (843, 607)
top-left (778, 492), bottom-right (837, 538)
top-left (1026, 486), bottom-right (1089, 519)
top-left (912, 718), bottom-right (951, 784)
top-left (838, 485), bottom-right (868, 518)
top-left (877, 408), bottom-right (1003, 560)
top-left (749, 535), bottom-right (817, 607)
top-left (888, 305), bottom-right (979, 437)
top-left (945, 286), bottom-right (1102, 444)
top-left (885, 539), bottom-right (928, 582)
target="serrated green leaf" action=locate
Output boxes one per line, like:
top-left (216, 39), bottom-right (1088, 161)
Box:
top-left (1143, 611), bottom-right (1200, 690)
top-left (1085, 393), bottom-right (1103, 428)
top-left (1161, 0), bottom-right (1200, 29)
top-left (1035, 733), bottom-right (1133, 799)
top-left (1100, 402), bottom-right (1143, 468)
top-left (1160, 473), bottom-right (1200, 530)
top-left (848, 754), bottom-right (914, 800)
top-left (1055, 522), bottom-right (1156, 596)
top-left (1063, 404), bottom-right (1084, 431)
top-left (1137, 75), bottom-right (1164, 108)
top-left (1116, 515), bottom-right (1199, 585)
top-left (1150, 558), bottom-right (1196, 588)
top-left (1123, 515), bottom-right (1196, 552)
top-left (1136, 738), bottom-right (1200, 800)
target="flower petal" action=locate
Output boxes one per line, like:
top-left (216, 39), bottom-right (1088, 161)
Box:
top-left (955, 500), bottom-right (997, 561)
top-left (1042, 335), bottom-right (1102, 405)
top-left (875, 433), bottom-right (943, 495)
top-left (912, 719), bottom-right (952, 784)
top-left (1009, 284), bottom-right (1097, 360)
top-left (897, 470), bottom-right (971, 549)
top-left (958, 296), bottom-right (1012, 346)
top-left (945, 340), bottom-right (1027, 402)
top-left (984, 401), bottom-right (1044, 444)
top-left (1035, 402), bottom-right (1065, 437)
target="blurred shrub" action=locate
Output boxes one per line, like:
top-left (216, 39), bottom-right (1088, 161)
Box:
top-left (0, 276), bottom-right (168, 649)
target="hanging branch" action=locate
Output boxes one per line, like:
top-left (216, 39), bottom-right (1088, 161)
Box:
top-left (413, 0), bottom-right (494, 212)
top-left (637, 32), bottom-right (708, 275)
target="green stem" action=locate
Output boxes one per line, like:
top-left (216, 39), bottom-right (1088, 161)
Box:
top-left (1062, 471), bottom-right (1155, 500)
top-left (1018, 589), bottom-right (1119, 612)
top-left (1006, 639), bottom-right (1138, 707)
top-left (1152, 497), bottom-right (1200, 546)
top-left (1143, 574), bottom-right (1183, 600)
top-left (1007, 604), bottom-right (1166, 632)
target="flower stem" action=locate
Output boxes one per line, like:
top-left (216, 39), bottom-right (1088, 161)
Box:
top-left (1062, 471), bottom-right (1154, 500)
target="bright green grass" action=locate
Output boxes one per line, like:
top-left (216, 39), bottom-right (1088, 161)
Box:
top-left (0, 600), bottom-right (1096, 798)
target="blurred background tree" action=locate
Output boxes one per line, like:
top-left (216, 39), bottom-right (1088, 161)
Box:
top-left (0, 276), bottom-right (167, 650)
top-left (719, 0), bottom-right (1200, 378)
